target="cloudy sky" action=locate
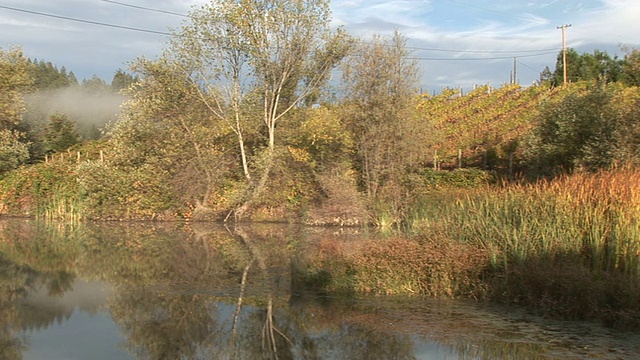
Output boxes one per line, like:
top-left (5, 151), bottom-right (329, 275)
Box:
top-left (1, 0), bottom-right (639, 93)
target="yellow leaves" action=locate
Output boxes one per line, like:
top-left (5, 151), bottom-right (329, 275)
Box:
top-left (299, 106), bottom-right (352, 148)
top-left (287, 146), bottom-right (311, 163)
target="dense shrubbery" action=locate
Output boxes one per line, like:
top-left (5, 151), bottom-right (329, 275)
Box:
top-left (525, 82), bottom-right (640, 175)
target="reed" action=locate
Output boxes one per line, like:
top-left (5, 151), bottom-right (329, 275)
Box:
top-left (410, 168), bottom-right (640, 275)
top-left (405, 168), bottom-right (640, 325)
top-left (36, 184), bottom-right (83, 223)
top-left (298, 168), bottom-right (640, 327)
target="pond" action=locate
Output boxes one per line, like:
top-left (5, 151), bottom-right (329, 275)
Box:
top-left (0, 219), bottom-right (638, 360)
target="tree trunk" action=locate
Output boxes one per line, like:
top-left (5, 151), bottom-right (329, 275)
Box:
top-left (230, 149), bottom-right (274, 221)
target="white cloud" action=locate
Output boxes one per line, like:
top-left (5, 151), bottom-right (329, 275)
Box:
top-left (2, 0), bottom-right (639, 91)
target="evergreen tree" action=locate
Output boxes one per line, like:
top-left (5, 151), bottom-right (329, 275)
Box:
top-left (539, 66), bottom-right (553, 85)
top-left (44, 113), bottom-right (82, 153)
top-left (81, 75), bottom-right (110, 94)
top-left (29, 59), bottom-right (77, 90)
top-left (111, 69), bottom-right (138, 92)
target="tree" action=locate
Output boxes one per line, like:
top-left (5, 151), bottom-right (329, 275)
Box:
top-left (111, 69), bottom-right (138, 92)
top-left (165, 0), bottom-right (351, 217)
top-left (0, 130), bottom-right (30, 174)
top-left (0, 47), bottom-right (32, 173)
top-left (552, 49), bottom-right (622, 86)
top-left (81, 75), bottom-right (110, 94)
top-left (621, 47), bottom-right (640, 87)
top-left (553, 48), bottom-right (580, 85)
top-left (109, 58), bottom-right (231, 212)
top-left (525, 83), bottom-right (640, 174)
top-left (1, 48), bottom-right (32, 130)
top-left (539, 66), bottom-right (553, 85)
top-left (28, 59), bottom-right (78, 90)
top-left (43, 114), bottom-right (82, 153)
top-left (340, 32), bottom-right (420, 200)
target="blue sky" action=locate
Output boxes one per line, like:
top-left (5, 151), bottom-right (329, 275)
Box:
top-left (1, 0), bottom-right (638, 93)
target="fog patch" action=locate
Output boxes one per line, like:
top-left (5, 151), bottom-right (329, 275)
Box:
top-left (24, 86), bottom-right (127, 138)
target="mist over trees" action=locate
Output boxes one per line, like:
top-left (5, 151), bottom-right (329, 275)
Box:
top-left (20, 60), bottom-right (134, 161)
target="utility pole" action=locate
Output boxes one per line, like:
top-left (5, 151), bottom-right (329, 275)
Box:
top-left (557, 24), bottom-right (572, 85)
top-left (513, 57), bottom-right (517, 84)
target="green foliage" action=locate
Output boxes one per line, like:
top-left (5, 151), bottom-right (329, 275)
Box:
top-left (408, 168), bottom-right (493, 189)
top-left (526, 82), bottom-right (640, 174)
top-left (28, 59), bottom-right (78, 90)
top-left (76, 161), bottom-right (176, 220)
top-left (110, 68), bottom-right (138, 92)
top-left (282, 106), bottom-right (353, 167)
top-left (621, 47), bottom-right (640, 86)
top-left (0, 47), bottom-right (32, 131)
top-left (0, 162), bottom-right (80, 219)
top-left (0, 130), bottom-right (30, 174)
top-left (43, 114), bottom-right (82, 154)
top-left (0, 48), bottom-right (32, 173)
top-left (112, 58), bottom-right (236, 208)
top-left (341, 31), bottom-right (420, 199)
top-left (552, 48), bottom-right (622, 85)
top-left (80, 75), bottom-right (110, 94)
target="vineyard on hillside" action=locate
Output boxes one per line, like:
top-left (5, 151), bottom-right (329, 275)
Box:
top-left (416, 83), bottom-right (588, 172)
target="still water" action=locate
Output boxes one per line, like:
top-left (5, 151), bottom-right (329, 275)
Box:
top-left (1, 219), bottom-right (638, 360)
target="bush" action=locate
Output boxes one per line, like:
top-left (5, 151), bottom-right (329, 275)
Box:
top-left (76, 161), bottom-right (176, 220)
top-left (525, 83), bottom-right (640, 174)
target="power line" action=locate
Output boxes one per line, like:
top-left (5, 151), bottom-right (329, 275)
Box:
top-left (406, 45), bottom-right (559, 54)
top-left (100, 0), bottom-right (560, 57)
top-left (409, 50), bottom-right (558, 61)
top-left (99, 0), bottom-right (189, 18)
top-left (0, 4), bottom-right (172, 36)
top-left (0, 3), bottom-right (563, 63)
top-left (517, 60), bottom-right (544, 74)
top-left (1, 3), bottom-right (561, 59)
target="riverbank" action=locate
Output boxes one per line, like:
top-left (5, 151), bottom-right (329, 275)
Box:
top-left (1, 161), bottom-right (639, 329)
top-left (293, 168), bottom-right (640, 330)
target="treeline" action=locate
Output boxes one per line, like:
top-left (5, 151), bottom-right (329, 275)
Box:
top-left (542, 47), bottom-right (640, 87)
top-left (0, 0), bottom-right (640, 224)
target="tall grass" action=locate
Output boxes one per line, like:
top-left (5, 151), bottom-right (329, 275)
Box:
top-left (414, 169), bottom-right (640, 277)
top-left (297, 168), bottom-right (640, 328)
top-left (407, 168), bottom-right (640, 325)
top-left (36, 187), bottom-right (83, 223)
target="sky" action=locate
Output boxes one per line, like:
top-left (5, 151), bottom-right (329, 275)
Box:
top-left (1, 0), bottom-right (639, 93)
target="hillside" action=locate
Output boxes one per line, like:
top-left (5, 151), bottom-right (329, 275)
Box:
top-left (416, 83), bottom-right (583, 171)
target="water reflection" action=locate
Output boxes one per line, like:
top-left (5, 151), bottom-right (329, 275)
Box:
top-left (0, 219), bottom-right (638, 360)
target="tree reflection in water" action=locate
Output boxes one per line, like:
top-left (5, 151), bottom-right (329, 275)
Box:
top-left (0, 220), bottom-right (638, 360)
